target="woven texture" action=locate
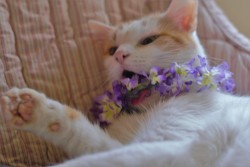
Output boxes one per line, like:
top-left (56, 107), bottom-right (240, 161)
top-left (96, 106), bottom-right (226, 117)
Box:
top-left (0, 0), bottom-right (249, 166)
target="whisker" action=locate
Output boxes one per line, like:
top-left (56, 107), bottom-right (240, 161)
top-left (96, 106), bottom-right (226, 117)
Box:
top-left (206, 57), bottom-right (225, 65)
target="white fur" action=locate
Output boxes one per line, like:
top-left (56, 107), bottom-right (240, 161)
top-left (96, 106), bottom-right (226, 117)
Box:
top-left (49, 90), bottom-right (250, 167)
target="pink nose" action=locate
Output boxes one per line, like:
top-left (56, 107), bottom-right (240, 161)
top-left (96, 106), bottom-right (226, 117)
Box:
top-left (114, 50), bottom-right (129, 64)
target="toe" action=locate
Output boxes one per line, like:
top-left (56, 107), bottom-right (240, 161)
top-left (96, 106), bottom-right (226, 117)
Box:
top-left (18, 105), bottom-right (33, 121)
top-left (18, 97), bottom-right (34, 122)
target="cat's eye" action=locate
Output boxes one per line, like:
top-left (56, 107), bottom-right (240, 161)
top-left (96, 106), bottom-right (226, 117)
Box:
top-left (140, 35), bottom-right (159, 45)
top-left (108, 46), bottom-right (118, 56)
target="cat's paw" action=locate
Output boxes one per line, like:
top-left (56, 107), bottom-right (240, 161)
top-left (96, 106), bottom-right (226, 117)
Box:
top-left (0, 88), bottom-right (46, 128)
top-left (0, 87), bottom-right (75, 135)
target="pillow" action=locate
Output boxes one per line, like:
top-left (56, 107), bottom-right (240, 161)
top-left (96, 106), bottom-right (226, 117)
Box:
top-left (0, 0), bottom-right (172, 166)
top-left (197, 0), bottom-right (250, 95)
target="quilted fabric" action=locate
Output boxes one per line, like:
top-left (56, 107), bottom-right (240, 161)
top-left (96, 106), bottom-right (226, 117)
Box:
top-left (0, 0), bottom-right (172, 166)
top-left (0, 0), bottom-right (249, 166)
top-left (198, 0), bottom-right (250, 94)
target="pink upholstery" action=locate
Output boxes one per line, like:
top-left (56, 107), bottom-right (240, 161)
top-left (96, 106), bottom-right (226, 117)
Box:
top-left (198, 0), bottom-right (250, 94)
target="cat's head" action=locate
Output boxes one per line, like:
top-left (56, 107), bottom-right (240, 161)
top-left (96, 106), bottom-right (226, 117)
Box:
top-left (89, 0), bottom-right (205, 80)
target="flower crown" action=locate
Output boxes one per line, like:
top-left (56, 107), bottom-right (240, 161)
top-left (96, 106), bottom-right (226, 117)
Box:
top-left (90, 55), bottom-right (235, 127)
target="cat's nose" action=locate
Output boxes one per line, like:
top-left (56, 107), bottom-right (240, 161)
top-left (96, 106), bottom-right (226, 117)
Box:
top-left (114, 50), bottom-right (130, 64)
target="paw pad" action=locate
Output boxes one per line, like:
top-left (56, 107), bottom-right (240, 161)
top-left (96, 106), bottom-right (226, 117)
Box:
top-left (48, 122), bottom-right (61, 132)
top-left (0, 89), bottom-right (36, 127)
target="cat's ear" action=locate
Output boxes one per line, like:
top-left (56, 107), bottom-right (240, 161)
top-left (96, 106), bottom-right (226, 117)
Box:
top-left (163, 0), bottom-right (198, 33)
top-left (88, 20), bottom-right (115, 42)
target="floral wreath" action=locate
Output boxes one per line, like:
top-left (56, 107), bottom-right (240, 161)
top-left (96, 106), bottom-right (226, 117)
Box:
top-left (90, 55), bottom-right (235, 127)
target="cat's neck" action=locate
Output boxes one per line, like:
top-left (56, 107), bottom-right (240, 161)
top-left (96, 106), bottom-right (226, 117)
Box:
top-left (192, 32), bottom-right (207, 58)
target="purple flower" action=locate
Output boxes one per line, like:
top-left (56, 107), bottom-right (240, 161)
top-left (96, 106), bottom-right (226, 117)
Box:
top-left (183, 58), bottom-right (200, 78)
top-left (171, 75), bottom-right (189, 95)
top-left (210, 62), bottom-right (235, 92)
top-left (90, 55), bottom-right (236, 127)
top-left (222, 78), bottom-right (235, 93)
top-left (155, 83), bottom-right (168, 95)
top-left (112, 80), bottom-right (127, 107)
top-left (149, 66), bottom-right (166, 85)
top-left (90, 91), bottom-right (121, 126)
top-left (121, 75), bottom-right (139, 90)
top-left (197, 55), bottom-right (207, 67)
top-left (194, 56), bottom-right (210, 76)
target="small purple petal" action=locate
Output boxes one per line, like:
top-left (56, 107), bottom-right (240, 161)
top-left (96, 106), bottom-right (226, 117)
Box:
top-left (198, 55), bottom-right (207, 67)
top-left (150, 66), bottom-right (160, 75)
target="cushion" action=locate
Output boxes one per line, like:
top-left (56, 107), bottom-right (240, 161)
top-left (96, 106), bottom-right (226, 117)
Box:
top-left (0, 0), bottom-right (249, 166)
top-left (0, 0), bottom-right (171, 166)
top-left (198, 0), bottom-right (250, 94)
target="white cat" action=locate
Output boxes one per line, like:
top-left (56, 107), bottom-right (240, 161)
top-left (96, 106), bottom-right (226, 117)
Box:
top-left (0, 0), bottom-right (250, 167)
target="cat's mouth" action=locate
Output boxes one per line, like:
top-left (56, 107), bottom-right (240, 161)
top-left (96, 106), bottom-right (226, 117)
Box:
top-left (122, 70), bottom-right (137, 79)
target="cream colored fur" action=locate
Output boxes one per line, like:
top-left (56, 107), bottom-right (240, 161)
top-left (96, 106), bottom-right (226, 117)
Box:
top-left (1, 0), bottom-right (250, 167)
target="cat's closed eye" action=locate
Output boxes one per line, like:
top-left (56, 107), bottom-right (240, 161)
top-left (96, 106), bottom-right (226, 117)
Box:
top-left (108, 46), bottom-right (118, 56)
top-left (140, 35), bottom-right (159, 46)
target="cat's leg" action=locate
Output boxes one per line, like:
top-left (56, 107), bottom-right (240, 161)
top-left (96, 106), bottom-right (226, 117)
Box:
top-left (0, 88), bottom-right (121, 157)
top-left (59, 119), bottom-right (240, 167)
top-left (50, 141), bottom-right (190, 167)
top-left (51, 122), bottom-right (231, 167)
top-left (51, 137), bottom-right (219, 167)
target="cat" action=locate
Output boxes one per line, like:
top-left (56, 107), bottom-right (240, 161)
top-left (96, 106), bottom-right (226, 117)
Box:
top-left (0, 0), bottom-right (250, 167)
